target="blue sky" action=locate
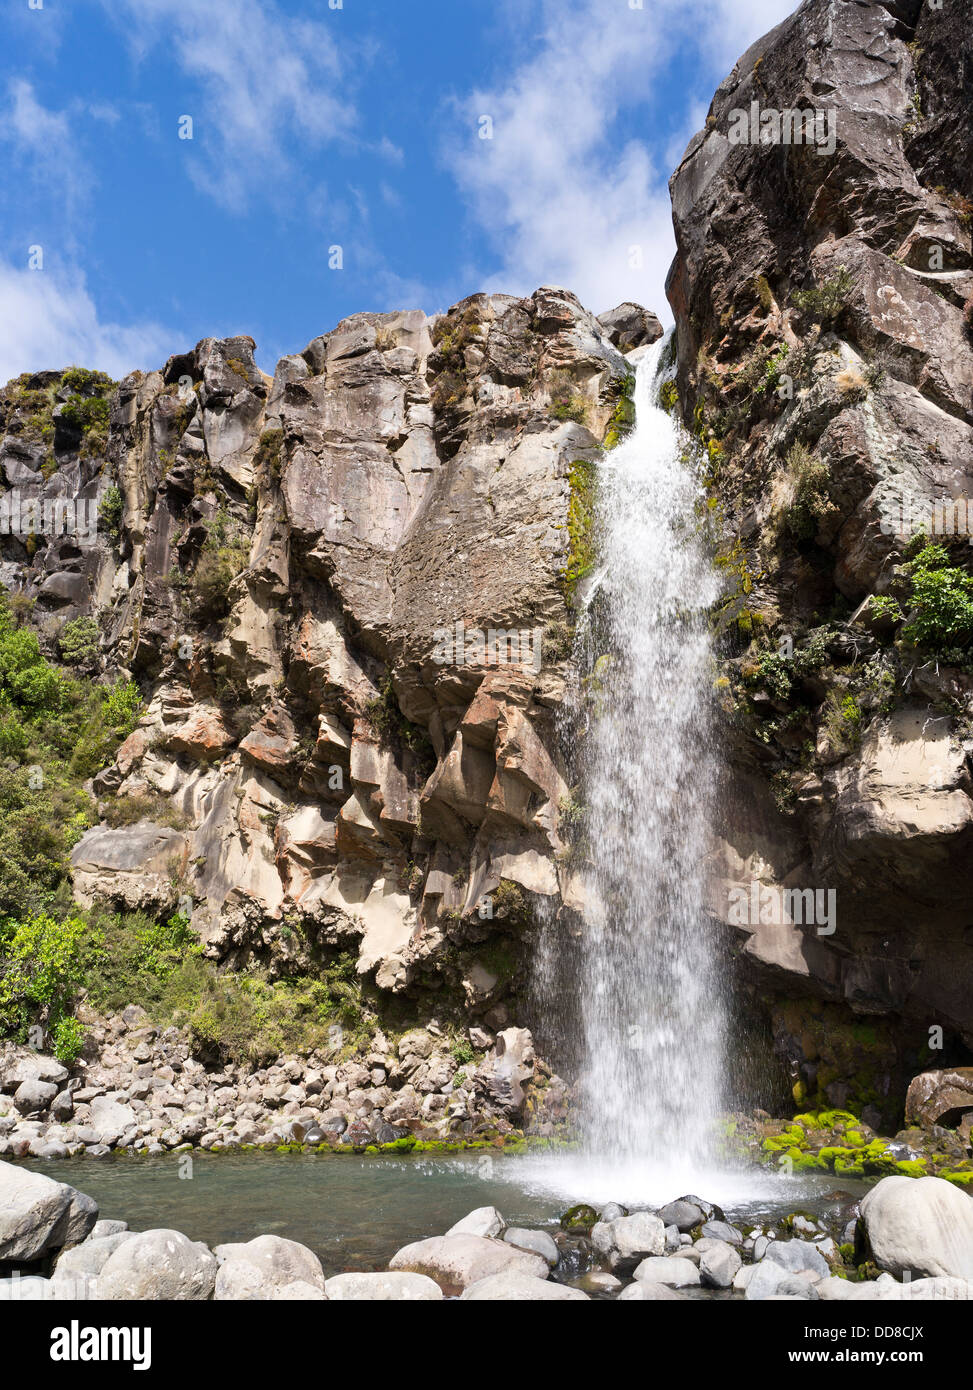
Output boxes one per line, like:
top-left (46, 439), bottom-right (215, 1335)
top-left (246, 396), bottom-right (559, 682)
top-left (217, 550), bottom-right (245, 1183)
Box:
top-left (0, 0), bottom-right (796, 381)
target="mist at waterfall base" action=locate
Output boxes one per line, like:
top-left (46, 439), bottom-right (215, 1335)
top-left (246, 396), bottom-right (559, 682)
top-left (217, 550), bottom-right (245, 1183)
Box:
top-left (530, 337), bottom-right (783, 1208)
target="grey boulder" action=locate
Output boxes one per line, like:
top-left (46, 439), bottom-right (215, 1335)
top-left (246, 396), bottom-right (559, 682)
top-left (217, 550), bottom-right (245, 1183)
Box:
top-left (97, 1229), bottom-right (217, 1300)
top-left (860, 1176), bottom-right (973, 1280)
top-left (214, 1235), bottom-right (326, 1300)
top-left (389, 1234), bottom-right (548, 1294)
top-left (325, 1271), bottom-right (443, 1301)
top-left (591, 1211), bottom-right (666, 1273)
top-left (461, 1272), bottom-right (589, 1301)
top-left (0, 1160), bottom-right (97, 1261)
top-left (502, 1227), bottom-right (559, 1266)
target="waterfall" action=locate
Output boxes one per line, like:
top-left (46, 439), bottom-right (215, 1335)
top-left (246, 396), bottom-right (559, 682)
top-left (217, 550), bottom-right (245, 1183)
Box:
top-left (543, 331), bottom-right (727, 1191)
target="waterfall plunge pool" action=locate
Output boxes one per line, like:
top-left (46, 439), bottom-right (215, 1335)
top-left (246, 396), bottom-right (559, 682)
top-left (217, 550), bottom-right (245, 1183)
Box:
top-left (21, 1150), bottom-right (871, 1278)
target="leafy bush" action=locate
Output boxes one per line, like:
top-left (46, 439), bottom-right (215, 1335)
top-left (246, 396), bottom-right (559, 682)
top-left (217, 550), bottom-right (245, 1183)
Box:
top-left (61, 394), bottom-right (110, 435)
top-left (82, 909), bottom-right (201, 1014)
top-left (0, 593), bottom-right (141, 914)
top-left (0, 913), bottom-right (91, 1060)
top-left (785, 442), bottom-right (838, 541)
top-left (548, 371), bottom-right (589, 424)
top-left (191, 513), bottom-right (250, 619)
top-left (821, 690), bottom-right (863, 754)
top-left (899, 544), bottom-right (973, 653)
top-left (792, 267), bottom-right (854, 326)
top-left (98, 485), bottom-right (123, 542)
top-left (745, 651), bottom-right (793, 700)
top-left (254, 428), bottom-right (283, 482)
top-left (58, 617), bottom-right (99, 665)
top-left (0, 625), bottom-right (63, 709)
top-left (752, 343), bottom-right (790, 396)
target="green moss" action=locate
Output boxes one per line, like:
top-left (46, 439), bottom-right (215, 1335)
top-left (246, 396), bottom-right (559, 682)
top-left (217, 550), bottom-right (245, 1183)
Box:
top-left (562, 458), bottom-right (597, 605)
top-left (893, 1159), bottom-right (928, 1178)
top-left (942, 1171), bottom-right (973, 1188)
top-left (561, 1204), bottom-right (599, 1230)
top-left (601, 373), bottom-right (636, 447)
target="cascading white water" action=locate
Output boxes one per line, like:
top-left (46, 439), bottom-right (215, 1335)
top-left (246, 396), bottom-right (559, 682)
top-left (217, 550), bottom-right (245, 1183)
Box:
top-left (559, 331), bottom-right (726, 1188)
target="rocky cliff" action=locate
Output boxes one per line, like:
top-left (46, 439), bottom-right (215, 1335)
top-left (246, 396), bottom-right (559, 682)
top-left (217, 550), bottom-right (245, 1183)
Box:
top-left (0, 291), bottom-right (661, 1065)
top-left (3, 0), bottom-right (973, 1143)
top-left (667, 0), bottom-right (973, 1121)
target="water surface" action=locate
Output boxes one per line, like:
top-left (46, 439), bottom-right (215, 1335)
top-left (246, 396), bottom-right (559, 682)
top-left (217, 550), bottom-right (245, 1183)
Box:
top-left (22, 1152), bottom-right (870, 1275)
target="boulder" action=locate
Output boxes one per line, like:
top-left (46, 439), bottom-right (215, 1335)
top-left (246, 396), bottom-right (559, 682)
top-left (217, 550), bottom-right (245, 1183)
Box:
top-left (905, 1069), bottom-right (973, 1129)
top-left (325, 1271), bottom-right (443, 1301)
top-left (88, 1094), bottom-right (138, 1142)
top-left (699, 1239), bottom-right (742, 1288)
top-left (656, 1199), bottom-right (705, 1232)
top-left (445, 1206), bottom-right (506, 1239)
top-left (632, 1256), bottom-right (700, 1287)
top-left (0, 1161), bottom-right (97, 1261)
top-left (388, 1234), bottom-right (549, 1295)
top-left (273, 1280), bottom-right (328, 1300)
top-left (13, 1080), bottom-right (57, 1115)
top-left (860, 1176), bottom-right (973, 1279)
top-left (460, 1272), bottom-right (589, 1301)
top-left (745, 1240), bottom-right (830, 1301)
top-left (591, 1211), bottom-right (666, 1273)
top-left (51, 1232), bottom-right (135, 1299)
top-left (97, 1229), bottom-right (218, 1300)
top-left (502, 1228), bottom-right (559, 1267)
top-left (617, 1281), bottom-right (686, 1300)
top-left (596, 302), bottom-right (664, 352)
top-left (213, 1235), bottom-right (326, 1300)
top-left (700, 1220), bottom-right (743, 1245)
top-left (2, 1052), bottom-right (69, 1089)
top-left (820, 1274), bottom-right (973, 1301)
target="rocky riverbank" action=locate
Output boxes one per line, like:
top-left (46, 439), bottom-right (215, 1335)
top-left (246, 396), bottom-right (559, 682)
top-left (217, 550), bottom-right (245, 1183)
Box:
top-left (0, 1016), bottom-right (571, 1162)
top-left (2, 1158), bottom-right (971, 1301)
top-left (7, 1018), bottom-right (973, 1191)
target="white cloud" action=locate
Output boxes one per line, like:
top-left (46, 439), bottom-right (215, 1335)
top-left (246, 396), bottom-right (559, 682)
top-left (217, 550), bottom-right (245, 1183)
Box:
top-left (1, 79), bottom-right (89, 222)
top-left (0, 259), bottom-right (176, 385)
top-left (105, 0), bottom-right (356, 211)
top-left (446, 0), bottom-right (797, 319)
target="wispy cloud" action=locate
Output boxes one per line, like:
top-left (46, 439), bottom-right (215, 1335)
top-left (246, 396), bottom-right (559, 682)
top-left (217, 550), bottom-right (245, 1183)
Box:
top-left (445, 0), bottom-right (797, 318)
top-left (1, 80), bottom-right (90, 225)
top-left (104, 0), bottom-right (357, 212)
top-left (0, 259), bottom-right (176, 385)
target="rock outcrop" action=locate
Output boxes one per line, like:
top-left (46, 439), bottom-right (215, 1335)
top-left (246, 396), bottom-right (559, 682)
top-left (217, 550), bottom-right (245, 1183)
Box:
top-left (667, 0), bottom-right (973, 1118)
top-left (0, 289), bottom-right (633, 1043)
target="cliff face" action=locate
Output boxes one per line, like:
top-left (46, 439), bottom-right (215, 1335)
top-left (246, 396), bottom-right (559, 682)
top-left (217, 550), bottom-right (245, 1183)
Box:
top-left (668, 0), bottom-right (973, 1115)
top-left (5, 0), bottom-right (973, 1133)
top-left (0, 291), bottom-right (658, 1039)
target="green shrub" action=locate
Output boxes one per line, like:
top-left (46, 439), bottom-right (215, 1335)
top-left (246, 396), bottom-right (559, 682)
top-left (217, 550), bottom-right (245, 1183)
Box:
top-left (82, 909), bottom-right (201, 1014)
top-left (899, 544), bottom-right (973, 653)
top-left (58, 617), bottom-right (99, 665)
top-left (792, 267), bottom-right (854, 325)
top-left (191, 513), bottom-right (250, 619)
top-left (61, 394), bottom-right (110, 435)
top-left (0, 912), bottom-right (92, 1056)
top-left (785, 442), bottom-right (838, 541)
top-left (254, 428), bottom-right (284, 482)
top-left (99, 485), bottom-right (123, 542)
top-left (822, 690), bottom-right (863, 753)
top-left (549, 372), bottom-right (589, 424)
top-left (0, 594), bottom-right (141, 914)
top-left (745, 650), bottom-right (793, 700)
